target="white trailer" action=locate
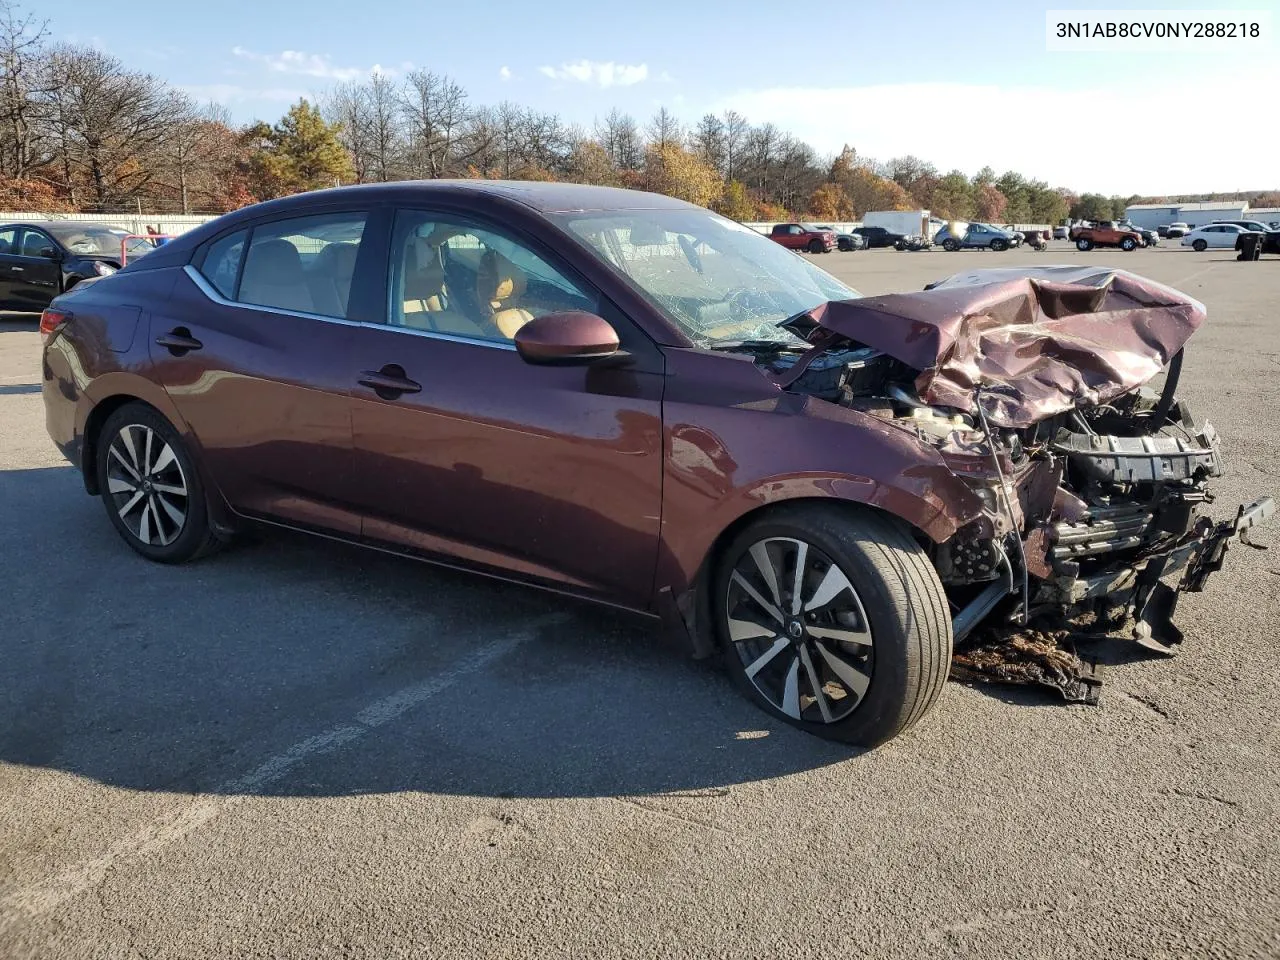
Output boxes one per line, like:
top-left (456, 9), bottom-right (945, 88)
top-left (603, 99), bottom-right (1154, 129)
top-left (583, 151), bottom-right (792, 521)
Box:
top-left (862, 210), bottom-right (938, 239)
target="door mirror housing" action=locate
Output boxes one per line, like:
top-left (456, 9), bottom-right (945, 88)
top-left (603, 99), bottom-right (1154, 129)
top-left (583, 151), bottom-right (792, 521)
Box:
top-left (513, 311), bottom-right (621, 366)
top-left (37, 246), bottom-right (59, 260)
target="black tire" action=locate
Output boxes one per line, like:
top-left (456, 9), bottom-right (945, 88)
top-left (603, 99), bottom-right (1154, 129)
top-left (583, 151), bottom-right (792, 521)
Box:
top-left (942, 239), bottom-right (960, 252)
top-left (1120, 237), bottom-right (1137, 251)
top-left (838, 239), bottom-right (852, 252)
top-left (1076, 238), bottom-right (1094, 251)
top-left (990, 239), bottom-right (1008, 252)
top-left (715, 504), bottom-right (952, 747)
top-left (1192, 239), bottom-right (1207, 252)
top-left (95, 402), bottom-right (222, 563)
top-left (807, 238), bottom-right (823, 254)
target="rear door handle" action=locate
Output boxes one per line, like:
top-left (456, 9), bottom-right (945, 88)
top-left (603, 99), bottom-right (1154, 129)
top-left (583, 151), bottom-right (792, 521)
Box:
top-left (358, 365), bottom-right (421, 399)
top-left (155, 328), bottom-right (203, 354)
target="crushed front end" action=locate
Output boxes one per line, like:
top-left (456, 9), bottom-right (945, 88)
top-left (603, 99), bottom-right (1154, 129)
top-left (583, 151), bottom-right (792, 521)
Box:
top-left (765, 266), bottom-right (1275, 701)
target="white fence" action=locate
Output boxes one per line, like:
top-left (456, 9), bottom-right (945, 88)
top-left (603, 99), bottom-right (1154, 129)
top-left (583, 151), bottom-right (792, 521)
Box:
top-left (0, 212), bottom-right (220, 236)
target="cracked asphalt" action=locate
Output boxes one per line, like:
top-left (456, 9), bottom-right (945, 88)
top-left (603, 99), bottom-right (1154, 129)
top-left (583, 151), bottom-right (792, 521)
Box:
top-left (2, 242), bottom-right (1278, 959)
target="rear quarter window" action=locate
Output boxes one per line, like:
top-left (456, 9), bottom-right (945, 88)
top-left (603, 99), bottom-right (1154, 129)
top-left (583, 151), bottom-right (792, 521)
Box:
top-left (199, 229), bottom-right (248, 299)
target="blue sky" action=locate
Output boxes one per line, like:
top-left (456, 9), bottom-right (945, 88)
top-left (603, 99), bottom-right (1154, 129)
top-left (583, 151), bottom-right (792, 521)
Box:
top-left (59, 0), bottom-right (1276, 195)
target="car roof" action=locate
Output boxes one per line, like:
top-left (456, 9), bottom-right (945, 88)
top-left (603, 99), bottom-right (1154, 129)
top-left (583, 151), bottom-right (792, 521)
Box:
top-left (253, 180), bottom-right (698, 215)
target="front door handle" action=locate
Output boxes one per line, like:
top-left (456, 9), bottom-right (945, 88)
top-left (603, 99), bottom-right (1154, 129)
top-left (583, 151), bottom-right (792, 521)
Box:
top-left (10, 266), bottom-right (23, 272)
top-left (359, 364), bottom-right (421, 400)
top-left (155, 328), bottom-right (203, 355)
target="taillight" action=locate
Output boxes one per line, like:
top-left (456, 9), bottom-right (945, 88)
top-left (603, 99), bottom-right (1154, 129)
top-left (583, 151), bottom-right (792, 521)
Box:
top-left (40, 308), bottom-right (69, 342)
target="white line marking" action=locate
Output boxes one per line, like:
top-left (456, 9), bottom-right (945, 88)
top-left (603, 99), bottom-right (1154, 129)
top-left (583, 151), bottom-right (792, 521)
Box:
top-left (0, 615), bottom-right (565, 925)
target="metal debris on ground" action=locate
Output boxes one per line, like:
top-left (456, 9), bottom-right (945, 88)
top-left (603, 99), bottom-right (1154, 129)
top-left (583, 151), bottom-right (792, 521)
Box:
top-left (951, 626), bottom-right (1105, 705)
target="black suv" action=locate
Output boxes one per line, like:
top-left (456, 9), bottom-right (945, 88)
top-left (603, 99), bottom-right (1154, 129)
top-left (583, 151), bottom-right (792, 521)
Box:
top-left (850, 226), bottom-right (904, 248)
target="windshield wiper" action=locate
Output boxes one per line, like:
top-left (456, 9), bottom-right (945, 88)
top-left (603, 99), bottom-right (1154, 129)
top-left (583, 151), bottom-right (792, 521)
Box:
top-left (707, 338), bottom-right (808, 353)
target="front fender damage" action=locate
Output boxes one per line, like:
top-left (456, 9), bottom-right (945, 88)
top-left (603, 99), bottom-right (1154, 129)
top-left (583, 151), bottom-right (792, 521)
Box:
top-left (764, 265), bottom-right (1275, 703)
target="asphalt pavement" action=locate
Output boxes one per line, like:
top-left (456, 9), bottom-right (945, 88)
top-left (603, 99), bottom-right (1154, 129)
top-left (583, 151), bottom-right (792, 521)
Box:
top-left (2, 242), bottom-right (1278, 959)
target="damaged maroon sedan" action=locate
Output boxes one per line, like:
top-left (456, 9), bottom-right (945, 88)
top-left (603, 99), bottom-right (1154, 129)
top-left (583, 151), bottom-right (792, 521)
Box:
top-left (40, 182), bottom-right (1273, 746)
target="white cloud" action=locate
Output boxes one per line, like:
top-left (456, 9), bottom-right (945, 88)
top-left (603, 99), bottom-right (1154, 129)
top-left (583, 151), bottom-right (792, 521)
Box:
top-left (231, 46), bottom-right (383, 83)
top-left (713, 74), bottom-right (1277, 196)
top-left (538, 60), bottom-right (648, 88)
top-left (499, 65), bottom-right (512, 81)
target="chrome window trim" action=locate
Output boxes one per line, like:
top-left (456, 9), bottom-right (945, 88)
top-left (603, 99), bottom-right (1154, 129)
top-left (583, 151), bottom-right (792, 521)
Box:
top-left (182, 264), bottom-right (517, 352)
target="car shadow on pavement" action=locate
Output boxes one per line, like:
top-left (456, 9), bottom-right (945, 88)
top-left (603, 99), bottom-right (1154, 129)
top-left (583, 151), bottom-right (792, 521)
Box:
top-left (0, 465), bottom-right (857, 801)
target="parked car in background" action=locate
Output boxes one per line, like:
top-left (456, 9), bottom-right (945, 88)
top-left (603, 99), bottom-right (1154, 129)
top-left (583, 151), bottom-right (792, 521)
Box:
top-left (1069, 221), bottom-right (1143, 251)
top-left (814, 225), bottom-right (865, 251)
top-left (39, 180), bottom-right (1272, 746)
top-left (1165, 222), bottom-right (1190, 238)
top-left (933, 222), bottom-right (1020, 251)
top-left (1116, 221), bottom-right (1159, 246)
top-left (1181, 223), bottom-right (1255, 251)
top-left (850, 225), bottom-right (904, 248)
top-left (0, 221), bottom-right (149, 311)
top-left (769, 222), bottom-right (836, 254)
top-left (1211, 219), bottom-right (1277, 234)
top-left (1053, 225), bottom-right (1070, 240)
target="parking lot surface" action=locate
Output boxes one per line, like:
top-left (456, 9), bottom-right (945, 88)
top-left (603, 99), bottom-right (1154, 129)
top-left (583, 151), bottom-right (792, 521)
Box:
top-left (2, 242), bottom-right (1279, 959)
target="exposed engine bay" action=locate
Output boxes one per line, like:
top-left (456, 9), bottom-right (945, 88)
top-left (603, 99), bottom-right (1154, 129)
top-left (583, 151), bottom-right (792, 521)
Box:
top-left (741, 266), bottom-right (1275, 702)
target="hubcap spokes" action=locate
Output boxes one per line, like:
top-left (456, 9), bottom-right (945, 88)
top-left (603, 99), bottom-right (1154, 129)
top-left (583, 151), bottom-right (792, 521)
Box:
top-left (726, 537), bottom-right (874, 724)
top-left (105, 424), bottom-right (188, 547)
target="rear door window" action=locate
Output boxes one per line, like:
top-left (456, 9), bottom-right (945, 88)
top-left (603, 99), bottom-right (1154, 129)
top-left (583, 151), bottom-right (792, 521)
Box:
top-left (219, 213), bottom-right (368, 318)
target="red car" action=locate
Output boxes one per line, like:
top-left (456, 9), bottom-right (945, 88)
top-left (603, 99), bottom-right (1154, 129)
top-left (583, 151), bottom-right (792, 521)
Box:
top-left (40, 183), bottom-right (1271, 746)
top-left (768, 222), bottom-right (836, 253)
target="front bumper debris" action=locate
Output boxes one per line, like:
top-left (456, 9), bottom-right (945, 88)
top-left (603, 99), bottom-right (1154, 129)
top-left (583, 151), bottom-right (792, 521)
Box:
top-left (951, 496), bottom-right (1274, 701)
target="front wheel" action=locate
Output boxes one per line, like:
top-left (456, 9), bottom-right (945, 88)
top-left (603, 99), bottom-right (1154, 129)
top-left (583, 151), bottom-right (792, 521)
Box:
top-left (990, 239), bottom-right (1008, 251)
top-left (1192, 239), bottom-right (1207, 252)
top-left (95, 402), bottom-right (221, 563)
top-left (716, 505), bottom-right (952, 746)
top-left (1120, 237), bottom-right (1137, 251)
top-left (807, 239), bottom-right (824, 254)
top-left (1076, 238), bottom-right (1094, 251)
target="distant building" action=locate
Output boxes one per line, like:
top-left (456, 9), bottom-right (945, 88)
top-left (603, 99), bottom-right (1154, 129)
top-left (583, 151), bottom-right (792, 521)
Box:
top-left (1249, 207), bottom-right (1280, 226)
top-left (1123, 201), bottom-right (1250, 230)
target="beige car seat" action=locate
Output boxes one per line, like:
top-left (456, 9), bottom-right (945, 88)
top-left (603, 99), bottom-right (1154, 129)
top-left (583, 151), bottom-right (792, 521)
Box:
top-left (477, 249), bottom-right (535, 339)
top-left (399, 237), bottom-right (491, 338)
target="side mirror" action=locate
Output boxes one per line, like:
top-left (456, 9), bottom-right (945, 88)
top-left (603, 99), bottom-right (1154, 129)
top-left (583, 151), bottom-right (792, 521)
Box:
top-left (38, 246), bottom-right (59, 260)
top-left (513, 311), bottom-right (620, 366)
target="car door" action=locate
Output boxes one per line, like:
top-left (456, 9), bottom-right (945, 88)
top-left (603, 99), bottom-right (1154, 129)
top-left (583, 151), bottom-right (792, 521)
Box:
top-left (1215, 226), bottom-right (1239, 248)
top-left (150, 209), bottom-right (370, 536)
top-left (7, 228), bottom-right (63, 310)
top-left (0, 226), bottom-right (21, 306)
top-left (346, 207), bottom-right (665, 606)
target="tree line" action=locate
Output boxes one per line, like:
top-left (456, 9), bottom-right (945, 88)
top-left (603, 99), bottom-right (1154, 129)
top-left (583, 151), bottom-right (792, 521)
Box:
top-left (2, 1), bottom-right (1275, 221)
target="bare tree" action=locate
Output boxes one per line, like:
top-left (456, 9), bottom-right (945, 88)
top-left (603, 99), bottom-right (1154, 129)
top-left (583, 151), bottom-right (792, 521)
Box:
top-left (43, 45), bottom-right (187, 206)
top-left (645, 106), bottom-right (681, 151)
top-left (721, 109), bottom-right (748, 182)
top-left (400, 69), bottom-right (470, 178)
top-left (0, 0), bottom-right (51, 180)
top-left (325, 80), bottom-right (372, 183)
top-left (156, 96), bottom-right (225, 213)
top-left (690, 113), bottom-right (724, 171)
top-left (595, 108), bottom-right (640, 171)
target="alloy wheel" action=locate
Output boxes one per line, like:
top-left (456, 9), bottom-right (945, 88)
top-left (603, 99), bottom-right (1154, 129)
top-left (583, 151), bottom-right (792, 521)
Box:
top-left (724, 537), bottom-right (874, 724)
top-left (104, 423), bottom-right (189, 547)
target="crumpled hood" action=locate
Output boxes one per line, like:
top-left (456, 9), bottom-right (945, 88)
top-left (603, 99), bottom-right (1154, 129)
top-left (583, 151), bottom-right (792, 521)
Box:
top-left (805, 266), bottom-right (1206, 427)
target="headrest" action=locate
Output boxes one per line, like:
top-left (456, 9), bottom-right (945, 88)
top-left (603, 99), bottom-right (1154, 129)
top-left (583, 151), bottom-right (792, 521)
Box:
top-left (245, 239), bottom-right (303, 279)
top-left (477, 249), bottom-right (526, 308)
top-left (317, 242), bottom-right (359, 277)
top-left (404, 260), bottom-right (446, 299)
top-left (0, 239), bottom-right (9, 254)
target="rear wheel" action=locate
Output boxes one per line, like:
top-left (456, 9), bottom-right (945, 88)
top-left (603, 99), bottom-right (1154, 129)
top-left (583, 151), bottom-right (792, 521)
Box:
top-left (95, 402), bottom-right (221, 563)
top-left (942, 239), bottom-right (960, 252)
top-left (1192, 239), bottom-right (1207, 252)
top-left (716, 505), bottom-right (952, 747)
top-left (1076, 238), bottom-right (1094, 251)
